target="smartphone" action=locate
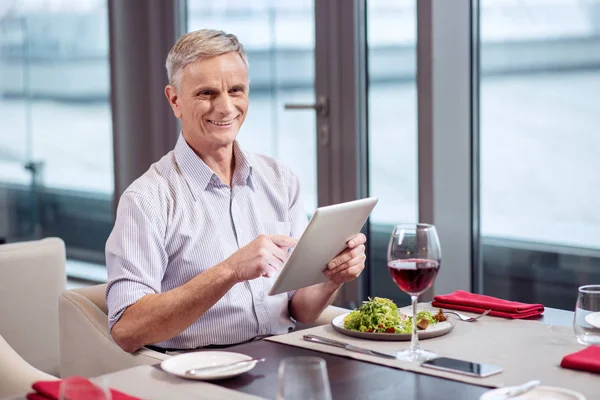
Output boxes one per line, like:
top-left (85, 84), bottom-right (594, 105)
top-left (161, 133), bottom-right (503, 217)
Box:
top-left (421, 357), bottom-right (503, 378)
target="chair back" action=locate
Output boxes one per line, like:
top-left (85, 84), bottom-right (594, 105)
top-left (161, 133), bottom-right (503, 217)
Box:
top-left (0, 238), bottom-right (66, 376)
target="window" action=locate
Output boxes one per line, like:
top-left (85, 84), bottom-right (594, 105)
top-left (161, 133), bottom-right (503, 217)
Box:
top-left (0, 0), bottom-right (113, 265)
top-left (479, 0), bottom-right (600, 309)
top-left (366, 0), bottom-right (418, 305)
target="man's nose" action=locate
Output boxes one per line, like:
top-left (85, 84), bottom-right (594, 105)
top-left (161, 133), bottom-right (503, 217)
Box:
top-left (213, 93), bottom-right (234, 115)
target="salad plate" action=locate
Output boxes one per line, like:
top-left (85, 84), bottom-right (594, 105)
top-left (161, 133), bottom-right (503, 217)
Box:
top-left (331, 297), bottom-right (454, 341)
top-left (331, 313), bottom-right (454, 341)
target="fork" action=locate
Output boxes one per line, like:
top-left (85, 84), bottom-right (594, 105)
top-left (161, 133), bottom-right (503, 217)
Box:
top-left (443, 309), bottom-right (491, 322)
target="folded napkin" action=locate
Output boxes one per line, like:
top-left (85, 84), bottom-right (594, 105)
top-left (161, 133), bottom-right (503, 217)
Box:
top-left (27, 376), bottom-right (140, 400)
top-left (432, 290), bottom-right (544, 319)
top-left (561, 345), bottom-right (600, 374)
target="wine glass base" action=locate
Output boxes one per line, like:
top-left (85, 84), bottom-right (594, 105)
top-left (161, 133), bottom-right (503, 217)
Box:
top-left (395, 347), bottom-right (437, 362)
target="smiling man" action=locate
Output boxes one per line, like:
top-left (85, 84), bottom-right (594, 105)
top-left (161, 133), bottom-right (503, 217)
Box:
top-left (105, 29), bottom-right (367, 353)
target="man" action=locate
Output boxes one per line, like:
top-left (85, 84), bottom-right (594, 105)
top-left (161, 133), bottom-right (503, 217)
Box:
top-left (106, 29), bottom-right (367, 353)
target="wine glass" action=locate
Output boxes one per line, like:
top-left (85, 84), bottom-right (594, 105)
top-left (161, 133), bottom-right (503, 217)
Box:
top-left (573, 284), bottom-right (600, 345)
top-left (387, 223), bottom-right (441, 362)
top-left (59, 376), bottom-right (111, 400)
top-left (276, 357), bottom-right (332, 400)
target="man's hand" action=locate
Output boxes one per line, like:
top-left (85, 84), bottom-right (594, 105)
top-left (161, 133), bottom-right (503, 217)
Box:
top-left (324, 233), bottom-right (367, 286)
top-left (222, 235), bottom-right (298, 283)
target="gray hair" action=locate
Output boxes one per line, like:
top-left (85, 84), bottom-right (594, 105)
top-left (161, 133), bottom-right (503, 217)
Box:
top-left (165, 29), bottom-right (249, 87)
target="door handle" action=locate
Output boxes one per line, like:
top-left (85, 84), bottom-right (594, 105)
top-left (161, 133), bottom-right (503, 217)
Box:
top-left (284, 95), bottom-right (328, 117)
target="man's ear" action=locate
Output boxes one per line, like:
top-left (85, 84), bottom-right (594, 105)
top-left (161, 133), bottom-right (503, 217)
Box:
top-left (165, 85), bottom-right (182, 119)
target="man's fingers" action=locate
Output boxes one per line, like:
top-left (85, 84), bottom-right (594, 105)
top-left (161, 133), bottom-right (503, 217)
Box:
top-left (269, 235), bottom-right (298, 249)
top-left (348, 233), bottom-right (367, 248)
top-left (327, 259), bottom-right (366, 280)
top-left (261, 263), bottom-right (280, 278)
top-left (327, 245), bottom-right (365, 272)
top-left (325, 254), bottom-right (366, 277)
top-left (267, 241), bottom-right (290, 265)
top-left (265, 250), bottom-right (285, 270)
top-left (339, 264), bottom-right (364, 278)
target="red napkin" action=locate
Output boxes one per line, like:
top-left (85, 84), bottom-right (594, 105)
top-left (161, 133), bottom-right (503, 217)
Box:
top-left (432, 290), bottom-right (544, 319)
top-left (25, 395), bottom-right (47, 400)
top-left (561, 345), bottom-right (600, 374)
top-left (26, 376), bottom-right (141, 400)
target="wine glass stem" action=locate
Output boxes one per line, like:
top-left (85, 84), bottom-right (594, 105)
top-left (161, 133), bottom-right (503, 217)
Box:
top-left (410, 295), bottom-right (419, 351)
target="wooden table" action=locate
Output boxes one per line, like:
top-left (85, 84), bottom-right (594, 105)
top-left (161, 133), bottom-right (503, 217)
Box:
top-left (211, 307), bottom-right (574, 400)
top-left (10, 308), bottom-right (573, 400)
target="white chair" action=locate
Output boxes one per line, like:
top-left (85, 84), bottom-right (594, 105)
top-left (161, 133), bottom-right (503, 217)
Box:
top-left (59, 284), bottom-right (169, 378)
top-left (0, 238), bottom-right (66, 377)
top-left (60, 283), bottom-right (349, 378)
top-left (0, 333), bottom-right (58, 398)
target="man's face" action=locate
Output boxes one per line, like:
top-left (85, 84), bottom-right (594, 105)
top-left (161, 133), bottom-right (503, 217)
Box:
top-left (165, 52), bottom-right (249, 150)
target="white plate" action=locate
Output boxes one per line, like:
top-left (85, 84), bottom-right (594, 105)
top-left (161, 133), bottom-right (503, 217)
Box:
top-left (480, 385), bottom-right (586, 400)
top-left (160, 351), bottom-right (257, 380)
top-left (585, 312), bottom-right (600, 329)
top-left (331, 313), bottom-right (454, 341)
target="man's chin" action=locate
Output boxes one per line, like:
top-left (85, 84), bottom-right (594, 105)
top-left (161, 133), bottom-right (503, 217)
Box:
top-left (208, 129), bottom-right (240, 144)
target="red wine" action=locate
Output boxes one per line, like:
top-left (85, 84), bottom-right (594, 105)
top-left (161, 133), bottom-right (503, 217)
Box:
top-left (388, 259), bottom-right (440, 295)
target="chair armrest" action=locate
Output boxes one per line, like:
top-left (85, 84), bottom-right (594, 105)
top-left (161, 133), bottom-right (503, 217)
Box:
top-left (0, 335), bottom-right (58, 398)
top-left (59, 291), bottom-right (168, 378)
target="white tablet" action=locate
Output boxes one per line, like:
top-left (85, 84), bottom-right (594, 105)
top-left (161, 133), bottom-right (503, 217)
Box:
top-left (268, 197), bottom-right (378, 296)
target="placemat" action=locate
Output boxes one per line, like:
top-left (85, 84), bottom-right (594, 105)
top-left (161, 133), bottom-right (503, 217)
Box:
top-left (267, 306), bottom-right (599, 399)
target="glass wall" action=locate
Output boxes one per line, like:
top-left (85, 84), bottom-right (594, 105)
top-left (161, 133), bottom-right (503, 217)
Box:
top-left (366, 0), bottom-right (418, 305)
top-left (0, 0), bottom-right (113, 263)
top-left (186, 0), bottom-right (318, 213)
top-left (479, 0), bottom-right (600, 309)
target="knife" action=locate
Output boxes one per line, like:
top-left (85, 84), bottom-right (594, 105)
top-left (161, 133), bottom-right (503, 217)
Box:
top-left (303, 334), bottom-right (397, 359)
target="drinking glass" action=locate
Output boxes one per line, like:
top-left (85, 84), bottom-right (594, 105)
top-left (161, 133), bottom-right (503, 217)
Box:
top-left (387, 223), bottom-right (441, 362)
top-left (574, 284), bottom-right (600, 345)
top-left (59, 376), bottom-right (111, 400)
top-left (276, 356), bottom-right (332, 400)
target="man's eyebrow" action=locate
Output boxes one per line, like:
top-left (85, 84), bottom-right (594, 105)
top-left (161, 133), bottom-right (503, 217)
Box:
top-left (193, 85), bottom-right (218, 93)
top-left (230, 84), bottom-right (247, 91)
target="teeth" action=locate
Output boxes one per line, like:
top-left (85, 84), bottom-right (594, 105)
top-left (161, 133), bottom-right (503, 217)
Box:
top-left (209, 119), bottom-right (235, 126)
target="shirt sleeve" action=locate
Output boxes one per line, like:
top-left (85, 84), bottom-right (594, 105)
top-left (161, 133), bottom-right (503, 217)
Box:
top-left (287, 168), bottom-right (309, 301)
top-left (105, 191), bottom-right (168, 331)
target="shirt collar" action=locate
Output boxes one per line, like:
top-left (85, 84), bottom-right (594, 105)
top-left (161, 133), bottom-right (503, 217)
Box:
top-left (232, 140), bottom-right (254, 188)
top-left (174, 134), bottom-right (253, 200)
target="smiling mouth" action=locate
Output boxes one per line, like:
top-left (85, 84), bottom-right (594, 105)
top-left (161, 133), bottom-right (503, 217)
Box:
top-left (207, 117), bottom-right (238, 127)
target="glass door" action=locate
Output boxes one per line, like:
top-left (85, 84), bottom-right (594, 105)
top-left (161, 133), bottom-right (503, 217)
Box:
top-left (186, 1), bottom-right (318, 212)
top-left (366, 0), bottom-right (418, 306)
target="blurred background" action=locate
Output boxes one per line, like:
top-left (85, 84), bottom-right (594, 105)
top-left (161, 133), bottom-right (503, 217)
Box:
top-left (1, 0), bottom-right (599, 309)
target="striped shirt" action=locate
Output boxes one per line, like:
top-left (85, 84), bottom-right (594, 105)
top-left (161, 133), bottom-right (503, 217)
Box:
top-left (105, 134), bottom-right (309, 349)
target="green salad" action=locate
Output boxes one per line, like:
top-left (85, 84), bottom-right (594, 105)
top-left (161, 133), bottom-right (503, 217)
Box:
top-left (343, 297), bottom-right (440, 334)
